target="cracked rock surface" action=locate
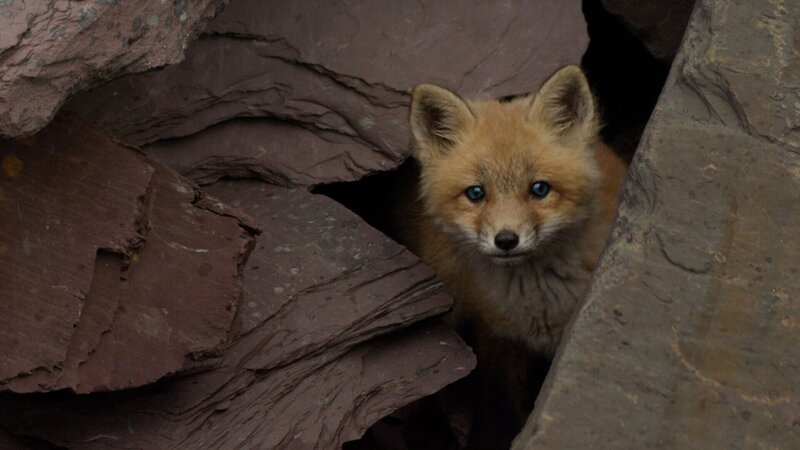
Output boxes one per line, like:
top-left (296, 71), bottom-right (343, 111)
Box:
top-left (0, 321), bottom-right (471, 449)
top-left (66, 0), bottom-right (588, 187)
top-left (514, 0), bottom-right (800, 448)
top-left (0, 177), bottom-right (474, 448)
top-left (0, 0), bottom-right (227, 138)
top-left (0, 115), bottom-right (256, 393)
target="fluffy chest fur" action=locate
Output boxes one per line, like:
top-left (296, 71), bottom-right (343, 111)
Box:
top-left (466, 249), bottom-right (592, 357)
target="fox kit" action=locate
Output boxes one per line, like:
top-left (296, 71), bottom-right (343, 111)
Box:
top-left (406, 65), bottom-right (627, 358)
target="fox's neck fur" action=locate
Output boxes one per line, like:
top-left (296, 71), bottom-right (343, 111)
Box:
top-left (456, 194), bottom-right (606, 357)
top-left (468, 244), bottom-right (589, 357)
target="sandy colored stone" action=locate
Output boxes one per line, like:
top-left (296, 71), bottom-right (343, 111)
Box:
top-left (515, 1), bottom-right (800, 448)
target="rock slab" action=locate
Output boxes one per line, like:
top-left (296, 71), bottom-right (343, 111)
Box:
top-left (0, 0), bottom-right (227, 138)
top-left (0, 179), bottom-right (475, 448)
top-left (515, 0), bottom-right (800, 448)
top-left (0, 115), bottom-right (255, 393)
top-left (67, 0), bottom-right (589, 187)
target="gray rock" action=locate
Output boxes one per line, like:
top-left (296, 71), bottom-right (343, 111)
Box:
top-left (0, 0), bottom-right (227, 138)
top-left (514, 0), bottom-right (800, 447)
top-left (68, 0), bottom-right (588, 186)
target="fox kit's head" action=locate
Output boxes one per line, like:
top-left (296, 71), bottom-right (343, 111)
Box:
top-left (409, 65), bottom-right (601, 266)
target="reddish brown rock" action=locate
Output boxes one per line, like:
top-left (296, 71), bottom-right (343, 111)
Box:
top-left (0, 117), bottom-right (152, 390)
top-left (0, 116), bottom-right (256, 393)
top-left (144, 115), bottom-right (386, 187)
top-left (0, 321), bottom-right (472, 449)
top-left (0, 179), bottom-right (475, 448)
top-left (68, 0), bottom-right (588, 186)
top-left (0, 0), bottom-right (228, 138)
top-left (203, 179), bottom-right (455, 362)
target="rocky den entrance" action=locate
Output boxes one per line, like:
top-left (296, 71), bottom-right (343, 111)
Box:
top-left (5, 1), bottom-right (797, 449)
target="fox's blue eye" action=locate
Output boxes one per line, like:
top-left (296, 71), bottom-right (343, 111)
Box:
top-left (530, 181), bottom-right (550, 198)
top-left (465, 185), bottom-right (485, 202)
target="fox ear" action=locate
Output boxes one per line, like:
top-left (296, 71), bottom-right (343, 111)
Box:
top-left (409, 84), bottom-right (474, 159)
top-left (529, 65), bottom-right (598, 142)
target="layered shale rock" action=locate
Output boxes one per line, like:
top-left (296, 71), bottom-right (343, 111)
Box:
top-left (0, 321), bottom-right (471, 449)
top-left (0, 177), bottom-right (474, 448)
top-left (0, 0), bottom-right (227, 138)
top-left (66, 0), bottom-right (589, 187)
top-left (0, 116), bottom-right (256, 393)
top-left (515, 0), bottom-right (800, 448)
top-left (1, 1), bottom-right (600, 447)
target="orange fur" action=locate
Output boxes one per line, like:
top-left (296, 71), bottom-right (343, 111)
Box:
top-left (404, 65), bottom-right (627, 357)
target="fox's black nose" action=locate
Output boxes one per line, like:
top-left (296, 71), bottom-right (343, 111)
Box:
top-left (494, 230), bottom-right (519, 251)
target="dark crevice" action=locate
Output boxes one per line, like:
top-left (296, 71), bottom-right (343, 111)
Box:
top-left (0, 425), bottom-right (66, 450)
top-left (581, 0), bottom-right (672, 163)
top-left (313, 158), bottom-right (419, 245)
